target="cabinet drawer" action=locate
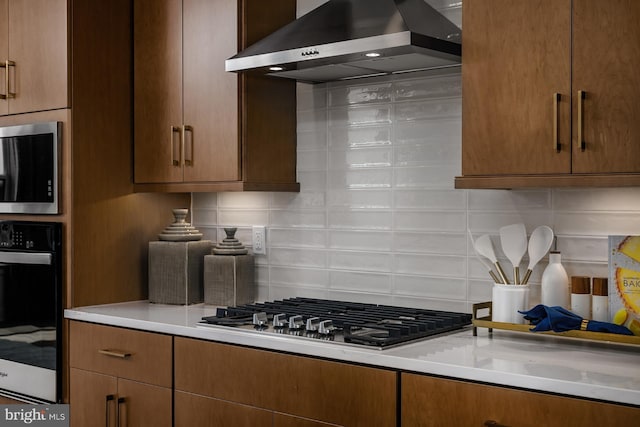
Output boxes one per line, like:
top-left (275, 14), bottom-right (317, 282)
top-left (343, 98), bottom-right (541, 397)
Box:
top-left (69, 321), bottom-right (172, 387)
top-left (175, 337), bottom-right (396, 427)
top-left (402, 373), bottom-right (640, 427)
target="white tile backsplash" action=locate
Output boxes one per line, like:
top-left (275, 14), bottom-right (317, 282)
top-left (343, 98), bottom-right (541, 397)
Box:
top-left (192, 51), bottom-right (640, 313)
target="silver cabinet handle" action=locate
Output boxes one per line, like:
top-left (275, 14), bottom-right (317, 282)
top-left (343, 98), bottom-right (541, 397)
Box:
top-left (183, 125), bottom-right (194, 166)
top-left (171, 125), bottom-right (182, 166)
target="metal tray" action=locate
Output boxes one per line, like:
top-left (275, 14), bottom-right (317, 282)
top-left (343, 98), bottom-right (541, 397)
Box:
top-left (472, 301), bottom-right (640, 346)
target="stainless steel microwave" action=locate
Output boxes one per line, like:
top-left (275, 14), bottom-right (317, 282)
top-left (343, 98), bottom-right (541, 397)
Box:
top-left (0, 122), bottom-right (61, 214)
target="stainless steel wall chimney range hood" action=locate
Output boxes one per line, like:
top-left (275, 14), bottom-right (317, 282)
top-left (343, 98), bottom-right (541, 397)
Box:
top-left (225, 0), bottom-right (461, 83)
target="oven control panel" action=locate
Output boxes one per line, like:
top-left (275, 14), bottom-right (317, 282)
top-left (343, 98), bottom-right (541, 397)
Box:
top-left (0, 221), bottom-right (61, 251)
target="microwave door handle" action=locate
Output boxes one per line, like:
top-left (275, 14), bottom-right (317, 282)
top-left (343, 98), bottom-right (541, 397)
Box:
top-left (0, 252), bottom-right (52, 265)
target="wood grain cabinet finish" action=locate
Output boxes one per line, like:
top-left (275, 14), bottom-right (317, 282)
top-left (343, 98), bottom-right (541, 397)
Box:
top-left (401, 373), bottom-right (640, 427)
top-left (133, 0), bottom-right (299, 192)
top-left (174, 337), bottom-right (397, 427)
top-left (0, 0), bottom-right (68, 116)
top-left (69, 321), bottom-right (173, 427)
top-left (457, 0), bottom-right (640, 188)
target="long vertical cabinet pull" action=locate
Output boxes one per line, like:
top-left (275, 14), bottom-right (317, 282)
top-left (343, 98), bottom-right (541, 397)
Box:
top-left (577, 90), bottom-right (586, 151)
top-left (5, 61), bottom-right (16, 98)
top-left (0, 61), bottom-right (6, 99)
top-left (171, 126), bottom-right (182, 166)
top-left (553, 93), bottom-right (561, 152)
top-left (105, 395), bottom-right (115, 427)
top-left (117, 397), bottom-right (126, 427)
top-left (183, 125), bottom-right (194, 166)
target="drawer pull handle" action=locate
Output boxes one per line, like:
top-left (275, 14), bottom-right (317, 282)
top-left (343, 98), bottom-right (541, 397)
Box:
top-left (171, 125), bottom-right (182, 166)
top-left (0, 61), bottom-right (6, 100)
top-left (484, 421), bottom-right (511, 427)
top-left (99, 349), bottom-right (132, 359)
top-left (183, 125), bottom-right (194, 166)
top-left (105, 394), bottom-right (115, 427)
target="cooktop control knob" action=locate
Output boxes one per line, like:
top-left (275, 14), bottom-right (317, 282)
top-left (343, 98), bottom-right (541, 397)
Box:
top-left (252, 312), bottom-right (268, 327)
top-left (289, 315), bottom-right (304, 330)
top-left (318, 320), bottom-right (336, 335)
top-left (272, 313), bottom-right (288, 328)
top-left (305, 317), bottom-right (320, 332)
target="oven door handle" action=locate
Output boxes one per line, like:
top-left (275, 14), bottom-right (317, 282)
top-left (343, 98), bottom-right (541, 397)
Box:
top-left (0, 252), bottom-right (52, 265)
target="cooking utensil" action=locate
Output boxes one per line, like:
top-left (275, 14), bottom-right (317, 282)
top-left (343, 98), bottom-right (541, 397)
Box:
top-left (521, 225), bottom-right (554, 285)
top-left (468, 230), bottom-right (502, 284)
top-left (499, 223), bottom-right (527, 284)
top-left (474, 234), bottom-right (510, 284)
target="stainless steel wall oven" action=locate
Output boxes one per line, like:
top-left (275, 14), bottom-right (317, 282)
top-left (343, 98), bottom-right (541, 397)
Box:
top-left (0, 221), bottom-right (62, 403)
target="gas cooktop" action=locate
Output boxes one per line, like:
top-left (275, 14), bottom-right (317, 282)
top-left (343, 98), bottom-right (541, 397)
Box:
top-left (198, 297), bottom-right (472, 349)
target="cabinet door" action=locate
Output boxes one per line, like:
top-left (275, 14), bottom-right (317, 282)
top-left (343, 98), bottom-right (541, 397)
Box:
top-left (133, 0), bottom-right (184, 184)
top-left (183, 0), bottom-right (239, 182)
top-left (118, 379), bottom-right (172, 427)
top-left (401, 373), bottom-right (640, 427)
top-left (70, 368), bottom-right (118, 427)
top-left (0, 0), bottom-right (7, 115)
top-left (273, 413), bottom-right (341, 427)
top-left (8, 0), bottom-right (68, 114)
top-left (461, 0), bottom-right (571, 176)
top-left (175, 391), bottom-right (272, 427)
top-left (572, 0), bottom-right (640, 173)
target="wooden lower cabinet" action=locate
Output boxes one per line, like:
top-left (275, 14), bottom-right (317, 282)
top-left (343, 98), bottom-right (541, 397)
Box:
top-left (70, 369), bottom-right (171, 427)
top-left (401, 373), bottom-right (640, 427)
top-left (69, 321), bottom-right (173, 426)
top-left (174, 337), bottom-right (397, 427)
top-left (175, 391), bottom-right (272, 426)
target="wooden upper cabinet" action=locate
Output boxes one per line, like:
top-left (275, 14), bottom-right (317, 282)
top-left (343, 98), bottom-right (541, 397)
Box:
top-left (458, 0), bottom-right (640, 188)
top-left (134, 0), bottom-right (299, 192)
top-left (571, 0), bottom-right (640, 174)
top-left (1, 0), bottom-right (68, 116)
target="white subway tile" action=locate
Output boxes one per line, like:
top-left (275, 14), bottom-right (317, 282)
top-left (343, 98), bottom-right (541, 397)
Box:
top-left (192, 192), bottom-right (217, 208)
top-left (218, 192), bottom-right (270, 208)
top-left (394, 165), bottom-right (460, 188)
top-left (394, 189), bottom-right (466, 210)
top-left (297, 150), bottom-right (327, 172)
top-left (329, 230), bottom-right (393, 251)
top-left (269, 210), bottom-right (326, 228)
top-left (328, 147), bottom-right (392, 170)
top-left (298, 131), bottom-right (328, 151)
top-left (297, 109), bottom-right (327, 133)
top-left (329, 270), bottom-right (391, 292)
top-left (557, 236), bottom-right (608, 262)
top-left (394, 211), bottom-right (466, 232)
top-left (191, 208), bottom-right (217, 227)
top-left (554, 212), bottom-right (640, 236)
top-left (217, 210), bottom-right (269, 227)
top-left (394, 140), bottom-right (461, 166)
top-left (328, 83), bottom-right (392, 106)
top-left (268, 228), bottom-right (326, 248)
top-left (394, 74), bottom-right (461, 101)
top-left (390, 296), bottom-right (468, 312)
top-left (329, 105), bottom-right (392, 127)
top-left (270, 192), bottom-right (326, 209)
top-left (395, 98), bottom-right (461, 122)
top-left (328, 210), bottom-right (393, 230)
top-left (393, 253), bottom-right (466, 277)
top-left (395, 119), bottom-right (461, 145)
top-left (327, 189), bottom-right (392, 209)
top-left (297, 82), bottom-right (327, 111)
top-left (329, 251), bottom-right (392, 272)
top-left (270, 284), bottom-right (329, 301)
top-left (329, 126), bottom-right (391, 149)
top-left (468, 189), bottom-right (551, 211)
top-left (468, 212), bottom-right (554, 234)
top-left (268, 248), bottom-right (327, 268)
top-left (393, 232), bottom-right (467, 255)
top-left (394, 275), bottom-right (466, 300)
top-left (327, 290), bottom-right (392, 305)
top-left (297, 171), bottom-right (327, 191)
top-left (328, 169), bottom-right (392, 189)
top-left (270, 266), bottom-right (329, 287)
top-left (553, 187), bottom-right (640, 211)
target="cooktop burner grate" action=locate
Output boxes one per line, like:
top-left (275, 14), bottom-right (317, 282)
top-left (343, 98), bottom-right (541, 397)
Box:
top-left (199, 297), bottom-right (472, 349)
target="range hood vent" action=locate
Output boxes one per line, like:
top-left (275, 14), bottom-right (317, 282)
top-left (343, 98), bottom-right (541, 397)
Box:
top-left (226, 0), bottom-right (461, 83)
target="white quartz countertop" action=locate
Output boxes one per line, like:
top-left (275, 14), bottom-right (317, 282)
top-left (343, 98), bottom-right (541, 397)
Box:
top-left (64, 301), bottom-right (640, 407)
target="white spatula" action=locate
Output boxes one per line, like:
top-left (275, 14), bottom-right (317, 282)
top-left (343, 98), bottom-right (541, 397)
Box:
top-left (475, 234), bottom-right (510, 284)
top-left (499, 223), bottom-right (527, 284)
top-left (468, 230), bottom-right (503, 284)
top-left (521, 225), bottom-right (554, 285)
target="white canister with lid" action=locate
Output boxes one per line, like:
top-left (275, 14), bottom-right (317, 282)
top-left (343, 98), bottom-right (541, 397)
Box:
top-left (540, 251), bottom-right (570, 308)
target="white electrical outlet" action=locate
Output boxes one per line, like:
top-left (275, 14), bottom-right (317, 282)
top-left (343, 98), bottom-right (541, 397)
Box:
top-left (252, 225), bottom-right (266, 254)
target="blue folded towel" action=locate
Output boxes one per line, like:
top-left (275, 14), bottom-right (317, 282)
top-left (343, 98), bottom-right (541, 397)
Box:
top-left (518, 304), bottom-right (633, 335)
